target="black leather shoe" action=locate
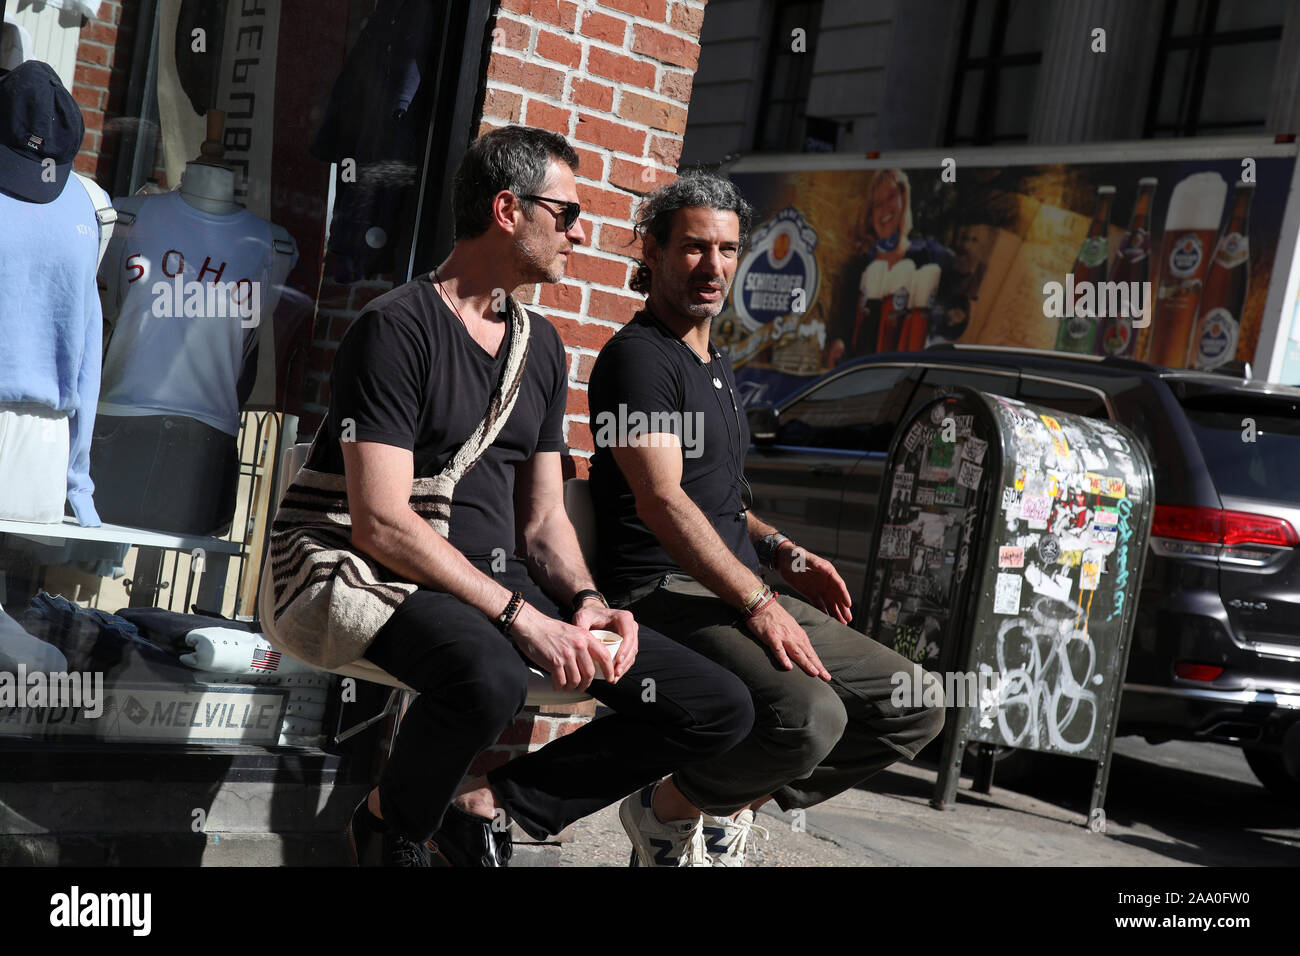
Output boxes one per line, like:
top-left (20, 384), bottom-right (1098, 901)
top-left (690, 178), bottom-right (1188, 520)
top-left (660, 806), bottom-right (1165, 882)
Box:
top-left (427, 803), bottom-right (513, 867)
top-left (348, 797), bottom-right (432, 867)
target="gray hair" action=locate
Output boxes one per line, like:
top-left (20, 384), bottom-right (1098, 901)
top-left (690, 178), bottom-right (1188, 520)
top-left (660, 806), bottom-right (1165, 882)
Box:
top-left (629, 171), bottom-right (753, 295)
top-left (452, 125), bottom-right (580, 240)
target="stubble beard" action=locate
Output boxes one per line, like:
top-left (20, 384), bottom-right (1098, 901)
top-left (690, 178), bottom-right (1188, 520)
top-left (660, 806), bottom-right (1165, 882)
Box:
top-left (518, 234), bottom-right (564, 285)
top-left (666, 268), bottom-right (728, 323)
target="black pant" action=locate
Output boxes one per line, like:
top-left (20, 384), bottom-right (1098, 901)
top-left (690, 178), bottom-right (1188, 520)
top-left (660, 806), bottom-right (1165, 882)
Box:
top-left (362, 559), bottom-right (755, 842)
top-left (90, 414), bottom-right (239, 536)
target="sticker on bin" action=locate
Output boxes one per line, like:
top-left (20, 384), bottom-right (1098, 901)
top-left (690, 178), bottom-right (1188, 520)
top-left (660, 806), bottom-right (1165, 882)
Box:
top-left (956, 460), bottom-right (983, 490)
top-left (1001, 487), bottom-right (1021, 518)
top-left (1021, 494), bottom-right (1052, 529)
top-left (962, 435), bottom-right (988, 465)
top-left (1080, 555), bottom-right (1102, 591)
top-left (1039, 415), bottom-right (1071, 459)
top-left (998, 546), bottom-right (1024, 568)
top-left (878, 526), bottom-right (913, 559)
top-left (993, 573), bottom-right (1022, 614)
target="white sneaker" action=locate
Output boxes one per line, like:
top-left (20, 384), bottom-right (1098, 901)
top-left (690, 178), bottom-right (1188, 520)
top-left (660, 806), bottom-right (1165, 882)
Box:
top-left (701, 809), bottom-right (769, 867)
top-left (619, 785), bottom-right (711, 867)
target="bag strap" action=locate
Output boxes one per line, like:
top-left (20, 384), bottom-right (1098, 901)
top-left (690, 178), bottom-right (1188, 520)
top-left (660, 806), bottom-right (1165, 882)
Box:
top-left (425, 295), bottom-right (531, 537)
top-left (73, 172), bottom-right (117, 266)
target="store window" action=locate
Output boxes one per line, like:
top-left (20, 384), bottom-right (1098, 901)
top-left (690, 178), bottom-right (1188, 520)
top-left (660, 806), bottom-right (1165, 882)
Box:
top-left (753, 0), bottom-right (823, 153)
top-left (1143, 0), bottom-right (1285, 138)
top-left (944, 0), bottom-right (1046, 146)
top-left (0, 0), bottom-right (482, 752)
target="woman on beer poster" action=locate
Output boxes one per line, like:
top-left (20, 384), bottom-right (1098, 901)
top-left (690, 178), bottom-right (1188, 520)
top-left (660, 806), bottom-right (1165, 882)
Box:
top-left (827, 168), bottom-right (963, 368)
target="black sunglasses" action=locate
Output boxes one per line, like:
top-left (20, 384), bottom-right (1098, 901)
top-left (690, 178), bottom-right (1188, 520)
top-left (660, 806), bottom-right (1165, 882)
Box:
top-left (518, 194), bottom-right (581, 230)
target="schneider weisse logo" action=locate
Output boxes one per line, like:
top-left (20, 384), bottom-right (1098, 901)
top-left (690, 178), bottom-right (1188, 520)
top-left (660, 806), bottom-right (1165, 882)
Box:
top-left (732, 206), bottom-right (820, 330)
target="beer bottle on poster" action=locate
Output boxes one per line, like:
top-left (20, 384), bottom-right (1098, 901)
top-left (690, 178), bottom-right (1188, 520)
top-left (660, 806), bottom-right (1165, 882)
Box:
top-left (1143, 171), bottom-right (1227, 366)
top-left (1189, 182), bottom-right (1253, 369)
top-left (1056, 185), bottom-right (1114, 353)
top-left (1097, 177), bottom-right (1157, 357)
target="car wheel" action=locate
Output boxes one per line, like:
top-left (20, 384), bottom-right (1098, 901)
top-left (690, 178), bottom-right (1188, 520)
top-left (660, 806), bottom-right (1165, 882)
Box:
top-left (1242, 747), bottom-right (1300, 799)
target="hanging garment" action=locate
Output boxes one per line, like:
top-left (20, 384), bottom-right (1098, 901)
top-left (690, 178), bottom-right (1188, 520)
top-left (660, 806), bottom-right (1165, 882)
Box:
top-left (309, 0), bottom-right (436, 282)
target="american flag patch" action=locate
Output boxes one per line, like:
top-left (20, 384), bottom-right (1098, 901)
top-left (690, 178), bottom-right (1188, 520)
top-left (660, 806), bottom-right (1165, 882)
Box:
top-left (251, 647), bottom-right (281, 671)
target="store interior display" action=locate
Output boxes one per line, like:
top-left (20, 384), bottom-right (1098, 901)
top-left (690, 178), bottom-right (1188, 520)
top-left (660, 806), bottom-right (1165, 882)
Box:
top-left (0, 605), bottom-right (69, 673)
top-left (0, 59), bottom-right (105, 527)
top-left (3, 592), bottom-right (330, 747)
top-left (93, 112), bottom-right (298, 535)
top-left (310, 0), bottom-right (435, 283)
top-left (1, 14), bottom-right (32, 71)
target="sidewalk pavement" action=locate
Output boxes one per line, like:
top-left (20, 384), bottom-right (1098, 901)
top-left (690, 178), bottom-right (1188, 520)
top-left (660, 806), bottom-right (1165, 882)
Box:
top-left (526, 755), bottom-right (1223, 867)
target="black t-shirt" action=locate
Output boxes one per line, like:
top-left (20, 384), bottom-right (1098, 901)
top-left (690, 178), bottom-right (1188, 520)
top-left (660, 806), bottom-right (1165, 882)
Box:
top-left (588, 311), bottom-right (759, 595)
top-left (306, 274), bottom-right (567, 560)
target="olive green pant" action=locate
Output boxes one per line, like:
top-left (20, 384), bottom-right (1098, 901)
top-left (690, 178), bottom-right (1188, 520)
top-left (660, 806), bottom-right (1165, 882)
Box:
top-left (613, 574), bottom-right (946, 815)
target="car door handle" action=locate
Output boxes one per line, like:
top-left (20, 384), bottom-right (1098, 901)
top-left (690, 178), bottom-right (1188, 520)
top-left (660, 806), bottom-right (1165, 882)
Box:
top-left (810, 464), bottom-right (843, 477)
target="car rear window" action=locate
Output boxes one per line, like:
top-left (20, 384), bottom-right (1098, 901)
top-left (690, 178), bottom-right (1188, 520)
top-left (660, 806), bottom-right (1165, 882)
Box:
top-left (1179, 394), bottom-right (1300, 504)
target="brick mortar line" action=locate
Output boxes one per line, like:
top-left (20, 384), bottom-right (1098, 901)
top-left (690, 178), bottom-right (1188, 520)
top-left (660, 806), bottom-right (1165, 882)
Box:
top-left (485, 72), bottom-right (686, 138)
top-left (488, 23), bottom-right (692, 76)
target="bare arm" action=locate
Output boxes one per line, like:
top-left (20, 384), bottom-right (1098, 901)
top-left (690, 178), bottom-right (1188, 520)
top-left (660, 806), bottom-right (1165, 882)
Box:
top-left (611, 436), bottom-right (764, 610)
top-left (513, 451), bottom-right (639, 679)
top-left (341, 440), bottom-right (625, 688)
top-left (513, 451), bottom-right (598, 606)
top-left (744, 508), bottom-right (853, 625)
top-left (343, 439), bottom-right (512, 615)
top-left (611, 435), bottom-right (829, 679)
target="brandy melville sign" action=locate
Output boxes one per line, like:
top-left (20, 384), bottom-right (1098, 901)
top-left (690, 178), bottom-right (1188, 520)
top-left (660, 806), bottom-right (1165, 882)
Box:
top-left (0, 682), bottom-right (287, 745)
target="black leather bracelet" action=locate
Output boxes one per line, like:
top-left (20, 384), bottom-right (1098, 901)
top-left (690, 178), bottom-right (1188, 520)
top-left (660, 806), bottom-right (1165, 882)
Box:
top-left (571, 588), bottom-right (608, 614)
top-left (495, 591), bottom-right (525, 635)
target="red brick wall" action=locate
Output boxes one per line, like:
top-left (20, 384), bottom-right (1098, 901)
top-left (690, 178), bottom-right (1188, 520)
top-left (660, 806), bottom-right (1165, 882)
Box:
top-left (468, 0), bottom-right (705, 783)
top-left (478, 0), bottom-right (703, 477)
top-left (70, 0), bottom-right (141, 182)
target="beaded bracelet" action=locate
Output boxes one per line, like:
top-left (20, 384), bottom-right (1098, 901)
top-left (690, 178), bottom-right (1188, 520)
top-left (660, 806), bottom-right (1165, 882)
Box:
top-left (495, 591), bottom-right (526, 635)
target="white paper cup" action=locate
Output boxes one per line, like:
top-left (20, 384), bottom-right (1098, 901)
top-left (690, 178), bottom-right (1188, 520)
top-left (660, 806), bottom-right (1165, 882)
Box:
top-left (591, 629), bottom-right (623, 680)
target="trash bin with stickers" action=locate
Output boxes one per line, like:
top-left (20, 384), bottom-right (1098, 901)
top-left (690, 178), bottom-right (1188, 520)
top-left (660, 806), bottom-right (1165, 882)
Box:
top-left (862, 386), bottom-right (1154, 830)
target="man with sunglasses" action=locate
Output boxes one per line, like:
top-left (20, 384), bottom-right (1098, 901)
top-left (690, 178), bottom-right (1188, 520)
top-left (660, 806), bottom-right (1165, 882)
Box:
top-left (289, 126), bottom-right (754, 866)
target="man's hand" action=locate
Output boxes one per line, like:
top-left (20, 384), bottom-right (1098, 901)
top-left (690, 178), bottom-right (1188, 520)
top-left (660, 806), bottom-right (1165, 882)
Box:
top-left (744, 600), bottom-right (831, 681)
top-left (511, 603), bottom-right (618, 692)
top-left (572, 602), bottom-right (639, 682)
top-left (777, 545), bottom-right (853, 625)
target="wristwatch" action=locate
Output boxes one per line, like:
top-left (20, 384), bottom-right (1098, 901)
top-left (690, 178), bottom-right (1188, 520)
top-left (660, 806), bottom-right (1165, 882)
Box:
top-left (571, 588), bottom-right (609, 614)
top-left (755, 533), bottom-right (793, 569)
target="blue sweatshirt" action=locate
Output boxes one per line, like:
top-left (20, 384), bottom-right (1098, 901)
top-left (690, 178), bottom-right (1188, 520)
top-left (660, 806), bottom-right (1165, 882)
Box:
top-left (0, 182), bottom-right (103, 526)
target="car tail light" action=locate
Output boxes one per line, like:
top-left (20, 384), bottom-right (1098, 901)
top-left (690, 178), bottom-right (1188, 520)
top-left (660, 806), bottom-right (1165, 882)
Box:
top-left (1152, 505), bottom-right (1297, 549)
top-left (1152, 505), bottom-right (1221, 542)
top-left (1175, 662), bottom-right (1224, 681)
top-left (1222, 511), bottom-right (1300, 547)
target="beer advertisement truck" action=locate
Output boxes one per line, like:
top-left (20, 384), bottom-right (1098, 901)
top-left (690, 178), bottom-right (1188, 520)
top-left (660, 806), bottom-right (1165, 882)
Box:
top-left (713, 137), bottom-right (1300, 404)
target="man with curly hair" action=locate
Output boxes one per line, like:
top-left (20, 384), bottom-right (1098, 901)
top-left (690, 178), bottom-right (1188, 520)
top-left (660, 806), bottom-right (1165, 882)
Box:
top-left (588, 171), bottom-right (947, 867)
